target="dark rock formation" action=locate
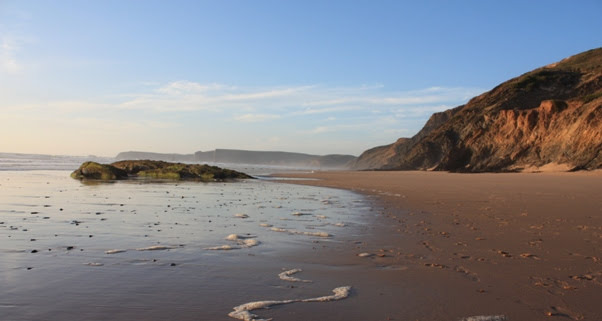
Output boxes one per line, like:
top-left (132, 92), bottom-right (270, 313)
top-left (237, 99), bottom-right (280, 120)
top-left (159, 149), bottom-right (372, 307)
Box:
top-left (351, 107), bottom-right (462, 170)
top-left (71, 160), bottom-right (253, 181)
top-left (70, 162), bottom-right (128, 180)
top-left (353, 48), bottom-right (602, 172)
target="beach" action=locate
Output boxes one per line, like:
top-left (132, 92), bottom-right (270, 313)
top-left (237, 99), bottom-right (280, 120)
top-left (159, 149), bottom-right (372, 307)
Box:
top-left (273, 170), bottom-right (602, 321)
top-left (2, 168), bottom-right (601, 321)
top-left (0, 170), bottom-right (376, 321)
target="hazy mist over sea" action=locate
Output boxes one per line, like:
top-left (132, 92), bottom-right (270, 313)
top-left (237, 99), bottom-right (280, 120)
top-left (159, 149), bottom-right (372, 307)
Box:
top-left (0, 153), bottom-right (116, 171)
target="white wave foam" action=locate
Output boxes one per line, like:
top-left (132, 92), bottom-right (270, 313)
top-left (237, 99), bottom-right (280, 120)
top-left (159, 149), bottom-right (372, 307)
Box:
top-left (136, 245), bottom-right (175, 251)
top-left (291, 212), bottom-right (311, 216)
top-left (242, 239), bottom-right (259, 247)
top-left (105, 249), bottom-right (127, 254)
top-left (278, 268), bottom-right (312, 283)
top-left (269, 227), bottom-right (330, 238)
top-left (207, 234), bottom-right (260, 251)
top-left (460, 315), bottom-right (507, 321)
top-left (226, 234), bottom-right (257, 241)
top-left (205, 245), bottom-right (238, 251)
top-left (228, 286), bottom-right (351, 321)
top-left (229, 299), bottom-right (295, 321)
top-left (302, 286), bottom-right (351, 302)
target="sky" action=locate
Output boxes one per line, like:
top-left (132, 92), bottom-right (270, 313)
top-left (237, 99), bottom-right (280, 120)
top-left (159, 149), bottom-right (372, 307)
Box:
top-left (1, 1), bottom-right (601, 157)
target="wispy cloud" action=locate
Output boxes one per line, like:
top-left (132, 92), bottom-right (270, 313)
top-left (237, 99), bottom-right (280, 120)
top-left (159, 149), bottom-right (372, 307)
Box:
top-left (291, 106), bottom-right (362, 115)
top-left (156, 81), bottom-right (230, 95)
top-left (0, 35), bottom-right (22, 73)
top-left (0, 80), bottom-right (485, 155)
top-left (0, 6), bottom-right (35, 75)
top-left (2, 81), bottom-right (484, 127)
top-left (306, 124), bottom-right (367, 134)
top-left (308, 126), bottom-right (332, 134)
top-left (234, 113), bottom-right (281, 122)
top-left (105, 81), bottom-right (483, 116)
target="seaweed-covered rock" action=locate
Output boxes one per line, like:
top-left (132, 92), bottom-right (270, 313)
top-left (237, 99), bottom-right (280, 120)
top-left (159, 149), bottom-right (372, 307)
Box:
top-left (71, 160), bottom-right (253, 181)
top-left (70, 162), bottom-right (129, 180)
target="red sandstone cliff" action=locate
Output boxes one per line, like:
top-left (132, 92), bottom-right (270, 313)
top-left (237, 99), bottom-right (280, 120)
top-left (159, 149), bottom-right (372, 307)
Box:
top-left (352, 48), bottom-right (602, 172)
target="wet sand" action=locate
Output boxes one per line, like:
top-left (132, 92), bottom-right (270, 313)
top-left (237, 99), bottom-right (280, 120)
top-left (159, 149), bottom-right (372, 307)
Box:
top-left (1, 171), bottom-right (378, 321)
top-left (273, 170), bottom-right (602, 321)
top-left (2, 169), bottom-right (601, 321)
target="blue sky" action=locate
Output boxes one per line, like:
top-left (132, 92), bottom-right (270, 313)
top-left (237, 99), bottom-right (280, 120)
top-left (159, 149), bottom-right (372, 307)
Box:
top-left (1, 1), bottom-right (601, 157)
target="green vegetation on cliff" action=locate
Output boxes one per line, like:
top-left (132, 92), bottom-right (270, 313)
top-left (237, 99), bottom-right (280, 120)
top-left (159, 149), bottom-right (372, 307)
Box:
top-left (71, 160), bottom-right (253, 181)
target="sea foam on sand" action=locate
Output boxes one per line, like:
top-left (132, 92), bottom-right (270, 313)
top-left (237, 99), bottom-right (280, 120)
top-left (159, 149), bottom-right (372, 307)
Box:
top-left (205, 234), bottom-right (260, 250)
top-left (228, 285), bottom-right (352, 321)
top-left (136, 245), bottom-right (176, 251)
top-left (105, 249), bottom-right (127, 254)
top-left (278, 268), bottom-right (312, 283)
top-left (269, 227), bottom-right (330, 238)
top-left (228, 268), bottom-right (351, 320)
top-left (460, 316), bottom-right (507, 321)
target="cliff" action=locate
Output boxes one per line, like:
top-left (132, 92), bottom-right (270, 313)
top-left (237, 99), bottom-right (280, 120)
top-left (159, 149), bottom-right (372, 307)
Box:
top-left (353, 48), bottom-right (602, 172)
top-left (351, 106), bottom-right (462, 170)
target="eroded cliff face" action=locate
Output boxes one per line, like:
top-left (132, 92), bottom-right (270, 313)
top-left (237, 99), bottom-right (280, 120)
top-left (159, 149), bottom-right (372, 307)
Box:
top-left (351, 107), bottom-right (461, 170)
top-left (444, 99), bottom-right (601, 171)
top-left (350, 138), bottom-right (409, 170)
top-left (353, 48), bottom-right (602, 172)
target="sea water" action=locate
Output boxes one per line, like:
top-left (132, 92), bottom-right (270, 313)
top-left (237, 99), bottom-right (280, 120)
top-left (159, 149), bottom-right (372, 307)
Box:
top-left (0, 156), bottom-right (371, 321)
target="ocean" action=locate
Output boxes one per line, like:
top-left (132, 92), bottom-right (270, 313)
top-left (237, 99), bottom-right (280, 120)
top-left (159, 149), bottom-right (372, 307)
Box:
top-left (0, 153), bottom-right (374, 321)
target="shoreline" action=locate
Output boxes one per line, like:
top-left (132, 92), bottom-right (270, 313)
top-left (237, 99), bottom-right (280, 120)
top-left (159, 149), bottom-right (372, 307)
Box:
top-left (2, 169), bottom-right (600, 320)
top-left (272, 170), bottom-right (602, 321)
top-left (0, 170), bottom-right (382, 321)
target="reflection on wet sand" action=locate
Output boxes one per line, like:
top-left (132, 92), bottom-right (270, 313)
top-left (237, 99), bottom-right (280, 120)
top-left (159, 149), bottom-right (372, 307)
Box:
top-left (0, 170), bottom-right (367, 321)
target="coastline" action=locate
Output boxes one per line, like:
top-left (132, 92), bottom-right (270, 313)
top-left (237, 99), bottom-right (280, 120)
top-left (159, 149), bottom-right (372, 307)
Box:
top-left (272, 170), bottom-right (602, 321)
top-left (2, 168), bottom-right (600, 320)
top-left (0, 170), bottom-right (381, 321)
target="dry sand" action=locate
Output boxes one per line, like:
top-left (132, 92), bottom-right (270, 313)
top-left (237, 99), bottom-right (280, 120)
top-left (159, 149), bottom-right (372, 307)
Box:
top-left (272, 170), bottom-right (602, 321)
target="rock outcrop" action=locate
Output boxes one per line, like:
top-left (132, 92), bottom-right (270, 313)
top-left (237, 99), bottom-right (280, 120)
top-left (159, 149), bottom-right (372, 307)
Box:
top-left (71, 160), bottom-right (253, 181)
top-left (71, 161), bottom-right (128, 180)
top-left (353, 48), bottom-right (602, 172)
top-left (351, 106), bottom-right (462, 170)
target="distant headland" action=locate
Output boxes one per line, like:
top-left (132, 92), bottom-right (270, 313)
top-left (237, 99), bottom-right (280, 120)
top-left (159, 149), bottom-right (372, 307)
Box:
top-left (115, 149), bottom-right (357, 169)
